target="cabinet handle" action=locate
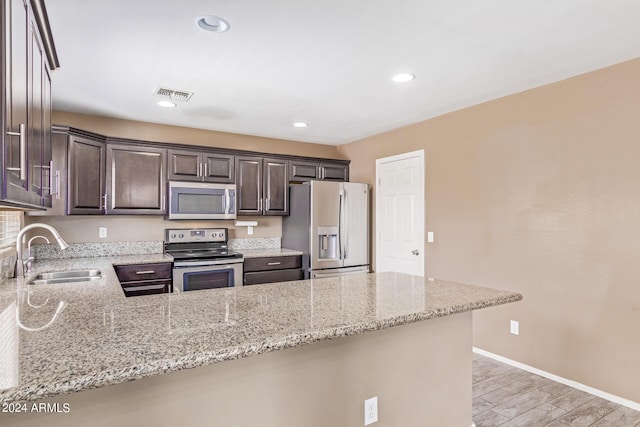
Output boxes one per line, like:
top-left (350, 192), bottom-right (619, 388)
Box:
top-left (259, 198), bottom-right (262, 212)
top-left (198, 163), bottom-right (203, 177)
top-left (48, 160), bottom-right (61, 198)
top-left (203, 163), bottom-right (208, 178)
top-left (320, 167), bottom-right (325, 180)
top-left (161, 195), bottom-right (165, 211)
top-left (6, 123), bottom-right (27, 180)
top-left (266, 198), bottom-right (270, 211)
top-left (103, 194), bottom-right (108, 214)
top-left (135, 270), bottom-right (156, 275)
top-left (54, 170), bottom-right (61, 200)
top-left (266, 262), bottom-right (281, 266)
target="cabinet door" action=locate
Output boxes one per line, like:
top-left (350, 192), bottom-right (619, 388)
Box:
top-left (289, 160), bottom-right (319, 182)
top-left (106, 144), bottom-right (166, 215)
top-left (3, 0), bottom-right (34, 204)
top-left (235, 156), bottom-right (262, 215)
top-left (320, 162), bottom-right (349, 181)
top-left (263, 158), bottom-right (288, 215)
top-left (168, 149), bottom-right (201, 181)
top-left (41, 64), bottom-right (52, 207)
top-left (203, 152), bottom-right (234, 183)
top-left (68, 135), bottom-right (105, 214)
top-left (28, 19), bottom-right (43, 203)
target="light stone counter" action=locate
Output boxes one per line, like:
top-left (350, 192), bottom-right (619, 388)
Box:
top-left (237, 248), bottom-right (303, 258)
top-left (0, 257), bottom-right (521, 406)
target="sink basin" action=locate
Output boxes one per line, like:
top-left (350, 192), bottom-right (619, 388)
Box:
top-left (27, 269), bottom-right (102, 285)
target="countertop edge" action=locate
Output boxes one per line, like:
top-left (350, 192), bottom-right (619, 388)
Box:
top-left (0, 291), bottom-right (522, 403)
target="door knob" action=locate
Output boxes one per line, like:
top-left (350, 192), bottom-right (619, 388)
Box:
top-left (411, 249), bottom-right (420, 256)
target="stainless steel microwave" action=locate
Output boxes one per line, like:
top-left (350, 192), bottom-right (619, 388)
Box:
top-left (167, 182), bottom-right (236, 220)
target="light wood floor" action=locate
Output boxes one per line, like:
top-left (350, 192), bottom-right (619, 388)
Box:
top-left (473, 354), bottom-right (640, 426)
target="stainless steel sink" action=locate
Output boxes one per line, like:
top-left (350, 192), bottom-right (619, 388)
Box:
top-left (27, 269), bottom-right (102, 285)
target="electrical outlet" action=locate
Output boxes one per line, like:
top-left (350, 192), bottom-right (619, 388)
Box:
top-left (510, 320), bottom-right (519, 335)
top-left (427, 231), bottom-right (434, 243)
top-left (99, 227), bottom-right (107, 238)
top-left (364, 396), bottom-right (378, 425)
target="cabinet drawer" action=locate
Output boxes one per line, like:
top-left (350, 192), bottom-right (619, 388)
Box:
top-left (244, 269), bottom-right (304, 285)
top-left (121, 280), bottom-right (172, 297)
top-left (243, 255), bottom-right (302, 272)
top-left (114, 262), bottom-right (172, 282)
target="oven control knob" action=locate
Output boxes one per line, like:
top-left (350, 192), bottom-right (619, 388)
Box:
top-left (171, 234), bottom-right (176, 239)
top-left (212, 232), bottom-right (217, 238)
top-left (179, 234), bottom-right (184, 238)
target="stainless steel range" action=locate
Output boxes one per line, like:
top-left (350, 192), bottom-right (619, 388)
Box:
top-left (164, 228), bottom-right (243, 292)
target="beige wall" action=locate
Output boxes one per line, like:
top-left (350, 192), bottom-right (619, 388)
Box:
top-left (337, 58), bottom-right (640, 403)
top-left (33, 111), bottom-right (344, 243)
top-left (24, 215), bottom-right (280, 242)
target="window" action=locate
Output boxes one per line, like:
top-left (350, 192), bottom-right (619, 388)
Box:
top-left (0, 211), bottom-right (22, 249)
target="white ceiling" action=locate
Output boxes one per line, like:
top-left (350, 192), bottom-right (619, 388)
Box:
top-left (45, 0), bottom-right (640, 146)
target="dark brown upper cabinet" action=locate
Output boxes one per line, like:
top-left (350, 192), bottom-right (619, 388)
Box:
top-left (289, 160), bottom-right (349, 182)
top-left (168, 148), bottom-right (234, 183)
top-left (1, 0), bottom-right (58, 209)
top-left (106, 144), bottom-right (166, 215)
top-left (68, 134), bottom-right (106, 215)
top-left (236, 156), bottom-right (289, 216)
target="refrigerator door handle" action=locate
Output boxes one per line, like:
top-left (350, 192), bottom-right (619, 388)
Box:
top-left (338, 190), bottom-right (344, 260)
top-left (343, 188), bottom-right (348, 259)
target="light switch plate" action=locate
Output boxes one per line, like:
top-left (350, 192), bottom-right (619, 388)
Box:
top-left (99, 227), bottom-right (107, 238)
top-left (427, 231), bottom-right (434, 243)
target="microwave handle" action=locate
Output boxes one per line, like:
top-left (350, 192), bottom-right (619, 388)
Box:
top-left (225, 188), bottom-right (231, 214)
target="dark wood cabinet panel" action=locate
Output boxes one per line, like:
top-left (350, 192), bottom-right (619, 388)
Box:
top-left (168, 148), bottom-right (234, 183)
top-left (203, 152), bottom-right (234, 183)
top-left (289, 160), bottom-right (348, 182)
top-left (289, 161), bottom-right (319, 182)
top-left (68, 136), bottom-right (105, 214)
top-left (236, 156), bottom-right (262, 214)
top-left (263, 158), bottom-right (288, 215)
top-left (237, 156), bottom-right (288, 216)
top-left (41, 64), bottom-right (52, 207)
top-left (244, 269), bottom-right (304, 285)
top-left (1, 0), bottom-right (58, 208)
top-left (114, 262), bottom-right (172, 282)
top-left (244, 255), bottom-right (302, 272)
top-left (243, 255), bottom-right (303, 285)
top-left (106, 144), bottom-right (166, 215)
top-left (320, 163), bottom-right (349, 181)
top-left (115, 262), bottom-right (173, 297)
top-left (168, 149), bottom-right (200, 181)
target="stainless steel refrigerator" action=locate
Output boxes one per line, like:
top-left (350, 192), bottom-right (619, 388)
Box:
top-left (282, 181), bottom-right (369, 278)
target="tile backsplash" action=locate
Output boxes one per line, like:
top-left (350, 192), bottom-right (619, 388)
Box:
top-left (0, 252), bottom-right (16, 279)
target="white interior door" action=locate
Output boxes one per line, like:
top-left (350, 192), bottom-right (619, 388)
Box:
top-left (375, 150), bottom-right (425, 276)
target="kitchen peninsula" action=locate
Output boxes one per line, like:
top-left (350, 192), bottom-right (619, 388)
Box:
top-left (0, 258), bottom-right (521, 427)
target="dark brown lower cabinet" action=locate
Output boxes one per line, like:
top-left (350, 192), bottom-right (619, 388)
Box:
top-left (114, 262), bottom-right (173, 297)
top-left (243, 255), bottom-right (304, 285)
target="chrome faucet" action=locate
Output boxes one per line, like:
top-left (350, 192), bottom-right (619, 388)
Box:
top-left (15, 223), bottom-right (69, 278)
top-left (24, 235), bottom-right (50, 274)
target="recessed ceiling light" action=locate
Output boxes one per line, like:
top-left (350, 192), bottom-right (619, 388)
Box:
top-left (196, 15), bottom-right (230, 33)
top-left (392, 73), bottom-right (415, 83)
top-left (157, 100), bottom-right (177, 108)
top-left (293, 122), bottom-right (308, 128)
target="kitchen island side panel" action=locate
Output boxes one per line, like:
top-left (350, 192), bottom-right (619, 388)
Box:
top-left (0, 312), bottom-right (473, 427)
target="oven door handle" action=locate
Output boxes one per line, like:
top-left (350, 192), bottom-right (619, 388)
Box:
top-left (173, 260), bottom-right (244, 268)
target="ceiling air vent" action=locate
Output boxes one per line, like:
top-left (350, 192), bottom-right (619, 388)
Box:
top-left (153, 87), bottom-right (194, 103)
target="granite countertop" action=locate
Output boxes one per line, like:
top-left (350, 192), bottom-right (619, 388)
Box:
top-left (0, 257), bottom-right (522, 404)
top-left (237, 248), bottom-right (303, 258)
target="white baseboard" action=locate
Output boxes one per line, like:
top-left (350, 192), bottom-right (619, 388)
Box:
top-left (473, 347), bottom-right (640, 412)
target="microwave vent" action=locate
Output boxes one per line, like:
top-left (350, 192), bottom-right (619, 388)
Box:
top-left (153, 87), bottom-right (194, 103)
